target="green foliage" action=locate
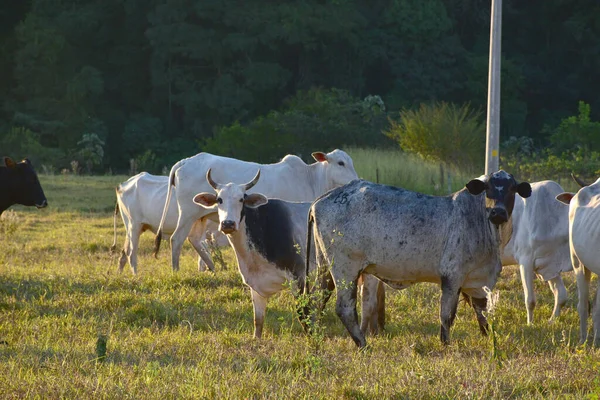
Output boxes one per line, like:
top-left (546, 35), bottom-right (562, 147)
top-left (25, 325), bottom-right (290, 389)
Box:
top-left (501, 103), bottom-right (600, 185)
top-left (203, 88), bottom-right (391, 163)
top-left (1, 0), bottom-right (600, 171)
top-left (0, 126), bottom-right (66, 168)
top-left (386, 102), bottom-right (485, 173)
top-left (549, 101), bottom-right (600, 154)
top-left (76, 133), bottom-right (105, 174)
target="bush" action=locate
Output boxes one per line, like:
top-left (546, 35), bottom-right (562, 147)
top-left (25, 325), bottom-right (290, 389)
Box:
top-left (202, 88), bottom-right (391, 163)
top-left (385, 102), bottom-right (485, 173)
top-left (0, 126), bottom-right (66, 168)
top-left (549, 101), bottom-right (600, 154)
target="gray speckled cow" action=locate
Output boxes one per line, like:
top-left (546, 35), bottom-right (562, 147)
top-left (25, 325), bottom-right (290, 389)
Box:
top-left (306, 170), bottom-right (532, 348)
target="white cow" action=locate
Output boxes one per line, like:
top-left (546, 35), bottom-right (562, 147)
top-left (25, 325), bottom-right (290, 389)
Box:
top-left (154, 150), bottom-right (358, 271)
top-left (113, 172), bottom-right (227, 274)
top-left (192, 169), bottom-right (318, 338)
top-left (556, 176), bottom-right (600, 346)
top-left (502, 180), bottom-right (571, 324)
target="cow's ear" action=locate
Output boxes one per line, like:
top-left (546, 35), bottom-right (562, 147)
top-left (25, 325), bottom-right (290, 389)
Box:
top-left (516, 182), bottom-right (532, 198)
top-left (555, 192), bottom-right (575, 205)
top-left (244, 193), bottom-right (268, 208)
top-left (466, 179), bottom-right (487, 195)
top-left (312, 152), bottom-right (328, 163)
top-left (193, 192), bottom-right (217, 208)
top-left (4, 157), bottom-right (16, 169)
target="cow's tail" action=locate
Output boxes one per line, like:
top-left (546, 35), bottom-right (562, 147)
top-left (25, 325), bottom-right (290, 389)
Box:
top-left (110, 197), bottom-right (119, 254)
top-left (154, 162), bottom-right (178, 258)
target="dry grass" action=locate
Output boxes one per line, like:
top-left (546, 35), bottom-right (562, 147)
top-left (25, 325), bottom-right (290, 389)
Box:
top-left (0, 168), bottom-right (599, 399)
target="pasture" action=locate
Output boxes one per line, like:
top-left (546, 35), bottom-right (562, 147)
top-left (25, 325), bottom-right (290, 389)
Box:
top-left (1, 153), bottom-right (599, 398)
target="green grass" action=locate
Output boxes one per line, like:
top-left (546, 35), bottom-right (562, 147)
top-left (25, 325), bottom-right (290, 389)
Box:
top-left (1, 164), bottom-right (599, 398)
top-left (347, 147), bottom-right (475, 195)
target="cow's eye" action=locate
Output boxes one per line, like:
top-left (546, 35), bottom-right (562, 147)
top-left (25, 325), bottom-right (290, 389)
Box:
top-left (239, 198), bottom-right (244, 203)
top-left (217, 198), bottom-right (223, 204)
top-left (338, 161), bottom-right (345, 166)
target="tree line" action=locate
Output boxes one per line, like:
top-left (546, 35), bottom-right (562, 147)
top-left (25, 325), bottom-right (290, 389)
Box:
top-left (1, 0), bottom-right (599, 174)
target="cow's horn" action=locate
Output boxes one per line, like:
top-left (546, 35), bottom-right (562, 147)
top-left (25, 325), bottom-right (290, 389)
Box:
top-left (243, 169), bottom-right (261, 191)
top-left (571, 173), bottom-right (589, 188)
top-left (206, 168), bottom-right (221, 190)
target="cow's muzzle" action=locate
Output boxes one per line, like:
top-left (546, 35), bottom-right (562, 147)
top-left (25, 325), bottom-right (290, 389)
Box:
top-left (488, 207), bottom-right (508, 225)
top-left (36, 200), bottom-right (48, 209)
top-left (220, 220), bottom-right (236, 234)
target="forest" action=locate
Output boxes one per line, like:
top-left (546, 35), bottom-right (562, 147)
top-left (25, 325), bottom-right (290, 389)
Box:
top-left (1, 0), bottom-right (599, 176)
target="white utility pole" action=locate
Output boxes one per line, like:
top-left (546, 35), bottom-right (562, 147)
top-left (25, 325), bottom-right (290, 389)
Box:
top-left (485, 0), bottom-right (502, 175)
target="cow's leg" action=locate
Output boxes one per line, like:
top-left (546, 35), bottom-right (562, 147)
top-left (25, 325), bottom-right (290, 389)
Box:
top-left (440, 276), bottom-right (461, 345)
top-left (518, 261), bottom-right (536, 325)
top-left (118, 249), bottom-right (128, 272)
top-left (187, 219), bottom-right (215, 272)
top-left (251, 288), bottom-right (268, 339)
top-left (170, 216), bottom-right (196, 272)
top-left (334, 267), bottom-right (366, 348)
top-left (460, 290), bottom-right (489, 336)
top-left (376, 278), bottom-right (386, 333)
top-left (573, 255), bottom-right (591, 345)
top-left (360, 274), bottom-right (383, 336)
top-left (592, 283), bottom-right (600, 347)
top-left (548, 276), bottom-right (568, 322)
top-left (125, 224), bottom-right (142, 275)
top-left (470, 296), bottom-right (489, 336)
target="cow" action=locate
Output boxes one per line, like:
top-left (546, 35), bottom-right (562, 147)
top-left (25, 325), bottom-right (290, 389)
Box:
top-left (112, 172), bottom-right (227, 274)
top-left (0, 157), bottom-right (48, 215)
top-left (359, 180), bottom-right (571, 332)
top-left (154, 149), bottom-right (358, 272)
top-left (502, 180), bottom-right (571, 325)
top-left (556, 175), bottom-right (600, 346)
top-left (191, 169), bottom-right (320, 338)
top-left (305, 170), bottom-right (532, 348)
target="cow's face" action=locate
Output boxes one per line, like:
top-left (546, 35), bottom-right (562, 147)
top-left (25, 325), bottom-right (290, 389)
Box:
top-left (4, 157), bottom-right (48, 208)
top-left (193, 169), bottom-right (267, 234)
top-left (313, 149), bottom-right (358, 188)
top-left (465, 170), bottom-right (531, 225)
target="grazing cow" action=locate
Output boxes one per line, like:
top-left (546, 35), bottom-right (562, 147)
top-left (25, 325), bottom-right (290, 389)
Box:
top-left (502, 180), bottom-right (571, 325)
top-left (306, 170), bottom-right (531, 347)
top-left (192, 169), bottom-right (319, 338)
top-left (556, 175), bottom-right (600, 346)
top-left (0, 157), bottom-right (48, 215)
top-left (154, 150), bottom-right (358, 271)
top-left (113, 172), bottom-right (227, 274)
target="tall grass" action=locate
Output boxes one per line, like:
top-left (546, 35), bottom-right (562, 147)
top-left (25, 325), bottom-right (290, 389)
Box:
top-left (0, 155), bottom-right (599, 398)
top-left (347, 146), bottom-right (474, 195)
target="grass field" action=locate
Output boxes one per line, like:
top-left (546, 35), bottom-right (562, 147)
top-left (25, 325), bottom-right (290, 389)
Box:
top-left (1, 155), bottom-right (599, 398)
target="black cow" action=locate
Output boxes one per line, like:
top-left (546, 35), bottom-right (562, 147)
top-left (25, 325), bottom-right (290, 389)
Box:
top-left (0, 157), bottom-right (48, 215)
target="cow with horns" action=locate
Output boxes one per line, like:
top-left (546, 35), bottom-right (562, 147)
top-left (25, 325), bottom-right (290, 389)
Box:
top-left (192, 169), bottom-right (319, 338)
top-left (306, 170), bottom-right (531, 348)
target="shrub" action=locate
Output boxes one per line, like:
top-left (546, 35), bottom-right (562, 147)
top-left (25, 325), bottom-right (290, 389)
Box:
top-left (202, 88), bottom-right (391, 163)
top-left (549, 101), bottom-right (600, 154)
top-left (0, 126), bottom-right (66, 167)
top-left (385, 102), bottom-right (485, 173)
